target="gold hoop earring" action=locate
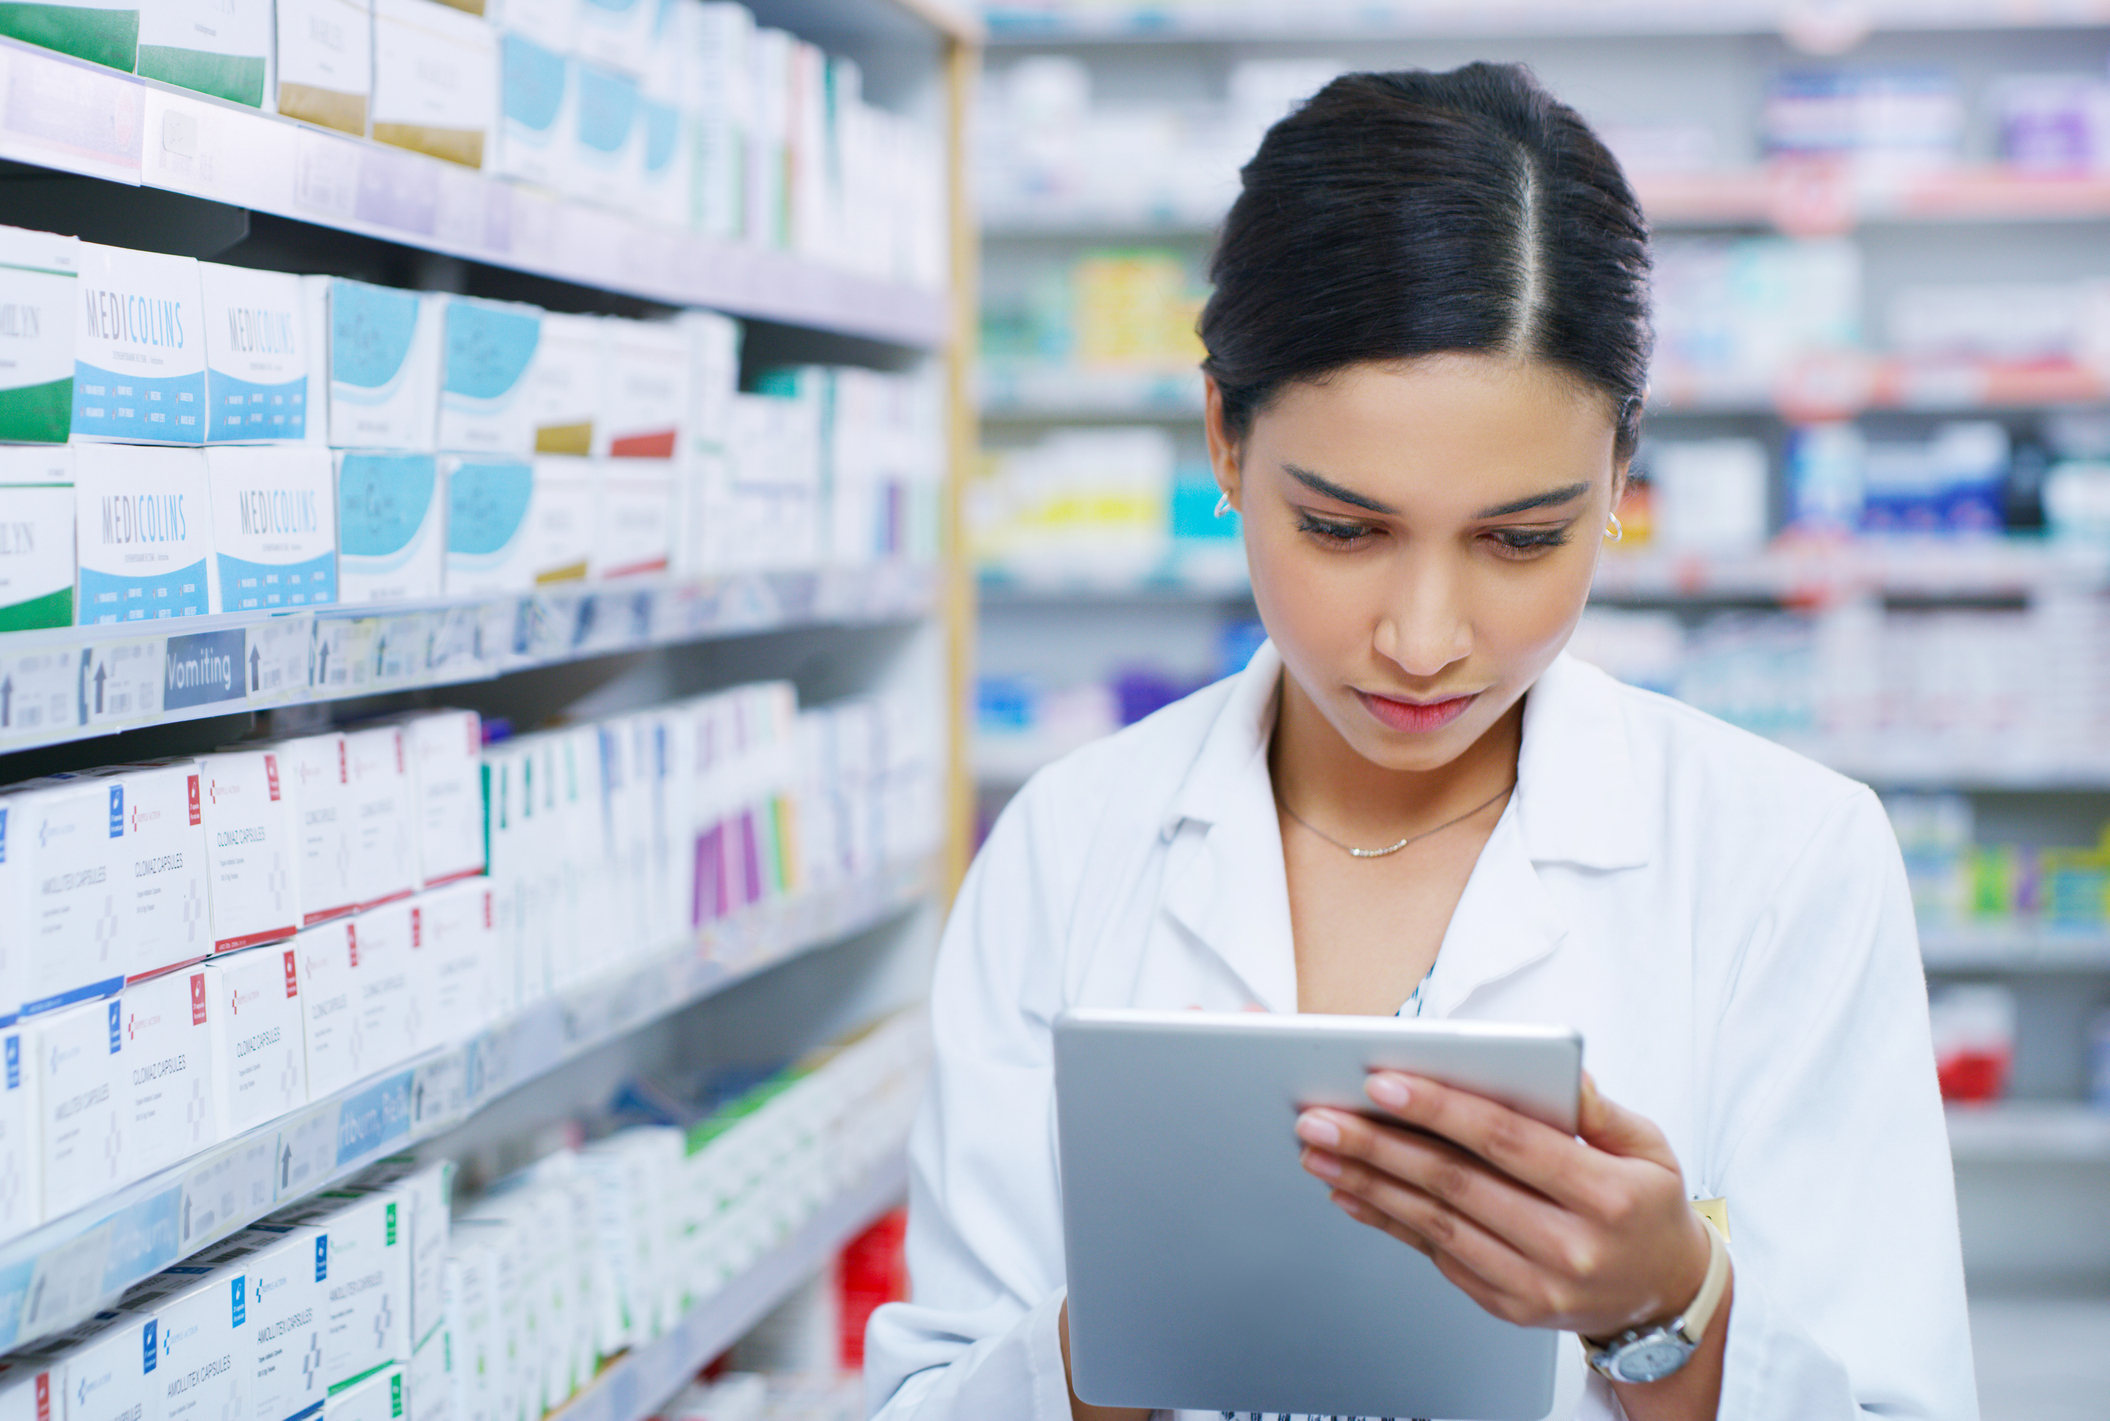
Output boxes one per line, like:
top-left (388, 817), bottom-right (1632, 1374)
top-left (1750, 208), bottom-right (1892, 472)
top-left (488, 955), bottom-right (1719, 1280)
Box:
top-left (1604, 513), bottom-right (1623, 543)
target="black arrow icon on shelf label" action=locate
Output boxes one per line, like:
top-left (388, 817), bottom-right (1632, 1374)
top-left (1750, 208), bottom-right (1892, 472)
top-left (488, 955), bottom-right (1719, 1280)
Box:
top-left (1, 674), bottom-right (11, 728)
top-left (249, 645), bottom-right (261, 692)
top-left (93, 662), bottom-right (107, 715)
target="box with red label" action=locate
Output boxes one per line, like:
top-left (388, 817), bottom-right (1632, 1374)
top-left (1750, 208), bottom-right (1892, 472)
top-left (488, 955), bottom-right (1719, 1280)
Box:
top-left (413, 878), bottom-right (498, 1046)
top-left (197, 749), bottom-right (301, 952)
top-left (395, 710), bottom-right (484, 889)
top-left (295, 918), bottom-right (368, 1099)
top-left (120, 965), bottom-right (220, 1177)
top-left (94, 762), bottom-right (212, 981)
top-left (201, 944), bottom-right (309, 1137)
top-left (352, 899), bottom-right (423, 1074)
top-left (0, 1360), bottom-right (54, 1421)
top-left (279, 732), bottom-right (359, 926)
top-left (345, 725), bottom-right (418, 911)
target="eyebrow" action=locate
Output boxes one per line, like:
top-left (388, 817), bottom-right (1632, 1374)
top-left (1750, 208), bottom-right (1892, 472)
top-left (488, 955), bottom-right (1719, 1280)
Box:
top-left (1474, 481), bottom-right (1593, 519)
top-left (1284, 464), bottom-right (1398, 515)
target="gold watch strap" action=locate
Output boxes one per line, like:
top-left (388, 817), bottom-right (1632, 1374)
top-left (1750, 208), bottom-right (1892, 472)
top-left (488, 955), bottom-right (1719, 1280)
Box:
top-left (1672, 1212), bottom-right (1733, 1347)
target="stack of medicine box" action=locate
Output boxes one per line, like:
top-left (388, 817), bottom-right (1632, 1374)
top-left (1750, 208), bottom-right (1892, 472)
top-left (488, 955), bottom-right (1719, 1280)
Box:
top-left (0, 708), bottom-right (489, 1245)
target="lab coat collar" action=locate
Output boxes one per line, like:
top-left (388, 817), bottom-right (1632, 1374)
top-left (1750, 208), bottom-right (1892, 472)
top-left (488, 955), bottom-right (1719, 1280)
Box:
top-left (1158, 642), bottom-right (1650, 1013)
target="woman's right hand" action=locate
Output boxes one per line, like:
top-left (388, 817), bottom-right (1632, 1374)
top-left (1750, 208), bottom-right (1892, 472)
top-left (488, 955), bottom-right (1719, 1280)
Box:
top-left (1060, 1300), bottom-right (1153, 1421)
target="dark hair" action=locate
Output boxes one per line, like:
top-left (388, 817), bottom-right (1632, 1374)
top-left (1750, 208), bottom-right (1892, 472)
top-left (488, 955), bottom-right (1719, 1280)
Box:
top-left (1200, 63), bottom-right (1652, 460)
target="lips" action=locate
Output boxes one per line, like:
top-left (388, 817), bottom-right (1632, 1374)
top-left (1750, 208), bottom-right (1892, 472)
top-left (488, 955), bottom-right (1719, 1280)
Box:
top-left (1355, 689), bottom-right (1478, 734)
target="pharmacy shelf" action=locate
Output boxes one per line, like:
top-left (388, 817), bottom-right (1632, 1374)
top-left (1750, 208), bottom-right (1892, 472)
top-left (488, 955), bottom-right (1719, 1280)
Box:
top-left (982, 1), bottom-right (2110, 43)
top-left (0, 855), bottom-right (935, 1357)
top-left (1948, 1103), bottom-right (2110, 1164)
top-left (1921, 928), bottom-right (2110, 973)
top-left (984, 169), bottom-right (2110, 239)
top-left (0, 38), bottom-right (947, 349)
top-left (553, 1153), bottom-right (910, 1421)
top-left (978, 555), bottom-right (1252, 603)
top-left (0, 563), bottom-right (936, 757)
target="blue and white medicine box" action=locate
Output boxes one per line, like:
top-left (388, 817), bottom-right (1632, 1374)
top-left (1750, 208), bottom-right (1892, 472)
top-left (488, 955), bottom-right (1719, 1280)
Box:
top-left (71, 243), bottom-right (207, 445)
top-left (438, 297), bottom-right (540, 455)
top-left (442, 454), bottom-right (535, 596)
top-left (205, 447), bottom-right (338, 612)
top-left (495, 29), bottom-right (575, 191)
top-left (201, 263), bottom-right (308, 442)
top-left (73, 444), bottom-right (214, 622)
top-left (328, 278), bottom-right (441, 451)
top-left (337, 451), bottom-right (444, 604)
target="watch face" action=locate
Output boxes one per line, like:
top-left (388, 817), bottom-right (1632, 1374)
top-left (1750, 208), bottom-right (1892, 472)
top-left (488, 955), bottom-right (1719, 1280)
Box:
top-left (1613, 1336), bottom-right (1694, 1384)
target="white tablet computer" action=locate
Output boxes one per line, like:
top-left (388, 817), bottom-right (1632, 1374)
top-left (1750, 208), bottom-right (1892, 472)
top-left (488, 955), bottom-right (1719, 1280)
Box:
top-left (1054, 1009), bottom-right (1583, 1420)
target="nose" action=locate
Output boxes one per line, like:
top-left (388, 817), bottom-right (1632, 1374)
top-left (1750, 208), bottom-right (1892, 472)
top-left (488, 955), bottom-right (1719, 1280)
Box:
top-left (1372, 552), bottom-right (1472, 678)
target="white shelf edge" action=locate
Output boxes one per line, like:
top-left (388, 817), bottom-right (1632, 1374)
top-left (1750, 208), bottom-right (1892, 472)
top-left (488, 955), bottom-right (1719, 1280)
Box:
top-left (551, 1153), bottom-right (910, 1421)
top-left (1921, 930), bottom-right (2110, 973)
top-left (0, 39), bottom-right (947, 348)
top-left (0, 564), bottom-right (937, 759)
top-left (0, 855), bottom-right (935, 1357)
top-left (1948, 1103), bottom-right (2110, 1163)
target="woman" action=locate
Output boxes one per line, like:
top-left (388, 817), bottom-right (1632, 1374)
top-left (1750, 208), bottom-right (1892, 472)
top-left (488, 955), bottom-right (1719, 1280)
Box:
top-left (868, 64), bottom-right (1973, 1420)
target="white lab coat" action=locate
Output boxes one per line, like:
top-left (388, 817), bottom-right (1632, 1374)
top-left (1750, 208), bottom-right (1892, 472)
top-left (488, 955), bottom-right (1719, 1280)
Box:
top-left (867, 643), bottom-right (1976, 1421)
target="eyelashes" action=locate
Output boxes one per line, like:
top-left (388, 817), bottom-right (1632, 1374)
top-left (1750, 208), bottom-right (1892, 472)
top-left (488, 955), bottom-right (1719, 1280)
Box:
top-left (1295, 511), bottom-right (1574, 556)
top-left (1295, 512), bottom-right (1373, 545)
top-left (1490, 528), bottom-right (1571, 552)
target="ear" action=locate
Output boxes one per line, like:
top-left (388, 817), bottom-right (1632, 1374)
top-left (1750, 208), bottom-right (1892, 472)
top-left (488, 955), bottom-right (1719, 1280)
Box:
top-left (1203, 374), bottom-right (1243, 513)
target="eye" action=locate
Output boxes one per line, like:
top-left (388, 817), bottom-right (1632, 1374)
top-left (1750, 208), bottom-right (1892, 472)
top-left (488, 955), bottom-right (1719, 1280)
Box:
top-left (1297, 512), bottom-right (1376, 547)
top-left (1486, 525), bottom-right (1572, 557)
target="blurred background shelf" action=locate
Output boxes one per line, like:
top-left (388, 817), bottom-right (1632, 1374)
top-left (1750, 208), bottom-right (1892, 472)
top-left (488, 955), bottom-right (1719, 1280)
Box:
top-left (1949, 1102), bottom-right (2110, 1163)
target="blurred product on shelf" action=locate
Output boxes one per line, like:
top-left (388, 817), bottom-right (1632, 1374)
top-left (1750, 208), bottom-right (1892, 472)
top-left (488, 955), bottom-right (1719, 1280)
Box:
top-left (1993, 73), bottom-right (2110, 171)
top-left (1885, 793), bottom-right (2110, 932)
top-left (1930, 983), bottom-right (2019, 1103)
top-left (1641, 437), bottom-right (1772, 552)
top-left (1649, 236), bottom-right (1861, 407)
top-left (2092, 1011), bottom-right (2110, 1110)
top-left (1761, 69), bottom-right (1965, 168)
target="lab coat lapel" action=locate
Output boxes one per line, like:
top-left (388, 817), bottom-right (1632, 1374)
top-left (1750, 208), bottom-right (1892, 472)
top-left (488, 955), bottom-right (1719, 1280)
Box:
top-left (1421, 802), bottom-right (1568, 1019)
top-left (1159, 645), bottom-right (1300, 1014)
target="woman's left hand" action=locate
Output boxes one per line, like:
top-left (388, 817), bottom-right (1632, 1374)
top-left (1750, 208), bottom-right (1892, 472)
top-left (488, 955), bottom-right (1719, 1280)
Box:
top-left (1295, 1071), bottom-right (1712, 1343)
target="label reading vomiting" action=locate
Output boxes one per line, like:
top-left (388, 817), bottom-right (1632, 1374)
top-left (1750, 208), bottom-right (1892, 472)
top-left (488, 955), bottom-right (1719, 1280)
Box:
top-left (71, 244), bottom-right (208, 445)
top-left (165, 629), bottom-right (248, 710)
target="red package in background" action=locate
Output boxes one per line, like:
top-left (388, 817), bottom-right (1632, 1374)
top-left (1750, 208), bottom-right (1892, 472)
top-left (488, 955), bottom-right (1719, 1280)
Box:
top-left (838, 1209), bottom-right (910, 1369)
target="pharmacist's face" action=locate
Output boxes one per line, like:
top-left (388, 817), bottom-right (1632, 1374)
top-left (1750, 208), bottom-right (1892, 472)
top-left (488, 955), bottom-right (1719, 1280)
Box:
top-left (1211, 355), bottom-right (1623, 774)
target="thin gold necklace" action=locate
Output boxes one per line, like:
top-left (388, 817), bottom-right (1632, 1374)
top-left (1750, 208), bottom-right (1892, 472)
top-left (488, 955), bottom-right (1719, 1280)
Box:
top-left (1277, 780), bottom-right (1515, 859)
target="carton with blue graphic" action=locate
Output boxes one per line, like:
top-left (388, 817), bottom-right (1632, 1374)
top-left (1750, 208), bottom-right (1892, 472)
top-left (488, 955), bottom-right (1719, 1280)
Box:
top-left (72, 243), bottom-right (208, 445)
top-left (206, 447), bottom-right (338, 612)
top-left (0, 223), bottom-right (78, 444)
top-left (73, 445), bottom-right (214, 623)
top-left (443, 456), bottom-right (589, 596)
top-left (438, 298), bottom-right (539, 456)
top-left (327, 279), bottom-right (441, 452)
top-left (571, 0), bottom-right (649, 74)
top-left (270, 1190), bottom-right (408, 1392)
top-left (494, 30), bottom-right (574, 191)
top-left (30, 998), bottom-right (131, 1213)
top-left (5, 777), bottom-right (128, 1018)
top-left (0, 1018), bottom-right (34, 1240)
top-left (207, 1224), bottom-right (328, 1421)
top-left (202, 264), bottom-right (309, 443)
top-left (336, 452), bottom-right (443, 605)
top-left (51, 1317), bottom-right (158, 1421)
top-left (138, 1263), bottom-right (251, 1421)
top-left (569, 61), bottom-right (641, 211)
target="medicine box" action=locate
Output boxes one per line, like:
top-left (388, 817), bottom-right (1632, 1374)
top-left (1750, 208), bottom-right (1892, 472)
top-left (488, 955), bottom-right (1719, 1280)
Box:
top-left (206, 447), bottom-right (338, 613)
top-left (328, 280), bottom-right (441, 452)
top-left (568, 63), bottom-right (641, 213)
top-left (443, 457), bottom-right (593, 593)
top-left (490, 0), bottom-right (571, 51)
top-left (634, 96), bottom-right (688, 230)
top-left (352, 1157), bottom-right (453, 1350)
top-left (592, 460), bottom-right (674, 580)
top-left (410, 878), bottom-right (495, 1045)
top-left (0, 484), bottom-right (75, 632)
top-left (53, 1315), bottom-right (158, 1421)
top-left (143, 1265), bottom-right (252, 1421)
top-left (399, 711), bottom-right (485, 888)
top-left (526, 313), bottom-right (600, 456)
top-left (0, 1), bottom-right (138, 73)
top-left (72, 444), bottom-right (213, 623)
top-left (530, 459), bottom-right (593, 584)
top-left (275, 0), bottom-right (373, 135)
top-left (494, 31), bottom-right (574, 192)
top-left (294, 920), bottom-right (366, 1100)
top-left (0, 223), bottom-right (77, 444)
top-left (0, 445), bottom-right (72, 485)
top-left (8, 777), bottom-right (127, 1017)
top-left (347, 898), bottom-right (421, 1074)
top-left (196, 749), bottom-right (300, 953)
top-left (0, 1020), bottom-right (35, 1241)
top-left (571, 0), bottom-right (650, 75)
top-left (280, 733), bottom-right (358, 927)
top-left (136, 0), bottom-right (272, 107)
top-left (223, 1224), bottom-right (328, 1421)
top-left (201, 944), bottom-right (308, 1137)
top-left (335, 453), bottom-right (444, 605)
top-left (321, 1367), bottom-right (401, 1421)
top-left (120, 965), bottom-right (219, 1178)
top-left (30, 999), bottom-right (128, 1214)
top-left (441, 1248), bottom-right (493, 1421)
top-left (371, 0), bottom-right (497, 169)
top-left (438, 299), bottom-right (539, 456)
top-left (598, 319), bottom-right (684, 460)
top-left (92, 761), bottom-right (211, 981)
top-left (200, 264), bottom-right (309, 443)
top-left (273, 1190), bottom-right (409, 1392)
top-left (405, 1333), bottom-right (445, 1421)
top-left (73, 243), bottom-right (207, 445)
top-left (343, 726), bottom-right (417, 910)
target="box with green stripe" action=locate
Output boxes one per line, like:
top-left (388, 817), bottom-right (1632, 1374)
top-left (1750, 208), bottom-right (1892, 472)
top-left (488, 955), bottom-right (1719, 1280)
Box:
top-left (0, 222), bottom-right (77, 444)
top-left (0, 0), bottom-right (138, 73)
top-left (137, 0), bottom-right (272, 107)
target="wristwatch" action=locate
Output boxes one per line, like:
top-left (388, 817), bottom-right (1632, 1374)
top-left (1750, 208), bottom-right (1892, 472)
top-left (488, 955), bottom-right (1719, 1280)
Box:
top-left (1583, 1213), bottom-right (1732, 1384)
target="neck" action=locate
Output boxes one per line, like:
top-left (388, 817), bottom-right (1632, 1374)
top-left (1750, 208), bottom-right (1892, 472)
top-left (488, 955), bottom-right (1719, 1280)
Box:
top-left (1269, 671), bottom-right (1523, 844)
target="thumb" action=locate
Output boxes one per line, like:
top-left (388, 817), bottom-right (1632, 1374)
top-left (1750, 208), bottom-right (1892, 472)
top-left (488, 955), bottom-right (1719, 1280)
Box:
top-left (1578, 1072), bottom-right (1679, 1170)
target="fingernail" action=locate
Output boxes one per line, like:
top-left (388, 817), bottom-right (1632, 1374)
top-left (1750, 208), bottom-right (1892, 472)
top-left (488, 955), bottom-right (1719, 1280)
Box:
top-left (1301, 1148), bottom-right (1341, 1180)
top-left (1331, 1191), bottom-right (1365, 1221)
top-left (1367, 1074), bottom-right (1409, 1108)
top-left (1295, 1111), bottom-right (1340, 1147)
